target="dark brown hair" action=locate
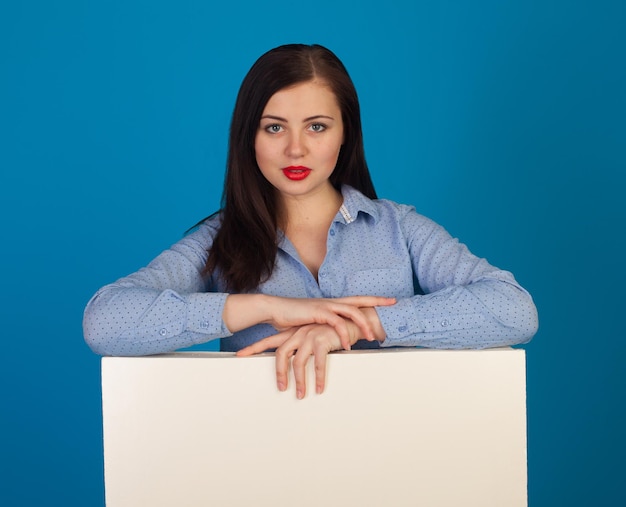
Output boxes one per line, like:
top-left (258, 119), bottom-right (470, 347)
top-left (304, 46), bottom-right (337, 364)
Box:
top-left (206, 44), bottom-right (377, 292)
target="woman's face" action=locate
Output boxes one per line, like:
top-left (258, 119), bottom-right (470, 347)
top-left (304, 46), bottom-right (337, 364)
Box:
top-left (255, 80), bottom-right (344, 201)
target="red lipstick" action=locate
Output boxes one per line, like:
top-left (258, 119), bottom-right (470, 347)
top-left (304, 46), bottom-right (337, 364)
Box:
top-left (282, 166), bottom-right (312, 181)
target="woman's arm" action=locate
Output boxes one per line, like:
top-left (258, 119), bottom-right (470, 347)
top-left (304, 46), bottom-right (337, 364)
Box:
top-left (375, 209), bottom-right (538, 349)
top-left (83, 223), bottom-right (394, 356)
top-left (83, 223), bottom-right (229, 356)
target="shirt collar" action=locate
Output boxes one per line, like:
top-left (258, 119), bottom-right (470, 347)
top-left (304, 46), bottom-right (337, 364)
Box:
top-left (335, 185), bottom-right (380, 225)
top-left (277, 185), bottom-right (379, 254)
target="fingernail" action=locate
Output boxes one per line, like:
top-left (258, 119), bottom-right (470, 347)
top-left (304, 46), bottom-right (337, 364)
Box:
top-left (277, 381), bottom-right (285, 391)
top-left (316, 385), bottom-right (322, 394)
top-left (296, 390), bottom-right (303, 400)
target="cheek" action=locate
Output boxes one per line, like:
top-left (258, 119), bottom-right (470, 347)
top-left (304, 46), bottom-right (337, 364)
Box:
top-left (254, 139), bottom-right (271, 167)
top-left (322, 137), bottom-right (343, 163)
top-left (256, 149), bottom-right (277, 168)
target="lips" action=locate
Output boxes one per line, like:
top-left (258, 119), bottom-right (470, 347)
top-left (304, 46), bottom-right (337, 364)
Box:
top-left (282, 166), bottom-right (312, 181)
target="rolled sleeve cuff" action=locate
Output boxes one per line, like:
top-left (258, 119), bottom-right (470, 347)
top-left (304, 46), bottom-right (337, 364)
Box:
top-left (186, 292), bottom-right (232, 338)
top-left (376, 297), bottom-right (486, 347)
top-left (376, 298), bottom-right (424, 346)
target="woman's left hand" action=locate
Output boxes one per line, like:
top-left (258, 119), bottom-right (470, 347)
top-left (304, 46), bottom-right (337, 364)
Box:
top-left (237, 319), bottom-right (363, 399)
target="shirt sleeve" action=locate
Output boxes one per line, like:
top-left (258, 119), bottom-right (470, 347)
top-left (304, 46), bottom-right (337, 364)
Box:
top-left (82, 222), bottom-right (233, 356)
top-left (375, 208), bottom-right (538, 349)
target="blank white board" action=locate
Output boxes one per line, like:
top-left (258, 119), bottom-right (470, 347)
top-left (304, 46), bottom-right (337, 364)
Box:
top-left (102, 348), bottom-right (527, 506)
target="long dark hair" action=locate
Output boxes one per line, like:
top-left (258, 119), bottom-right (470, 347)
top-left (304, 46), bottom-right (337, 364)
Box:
top-left (206, 44), bottom-right (377, 292)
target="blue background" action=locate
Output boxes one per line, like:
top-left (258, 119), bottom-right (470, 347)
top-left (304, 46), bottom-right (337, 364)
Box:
top-left (1, 1), bottom-right (624, 505)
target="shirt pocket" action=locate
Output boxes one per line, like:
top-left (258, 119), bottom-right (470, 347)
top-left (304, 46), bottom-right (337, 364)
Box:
top-left (344, 268), bottom-right (414, 298)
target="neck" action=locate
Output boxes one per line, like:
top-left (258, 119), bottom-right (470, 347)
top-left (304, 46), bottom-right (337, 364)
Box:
top-left (278, 184), bottom-right (343, 232)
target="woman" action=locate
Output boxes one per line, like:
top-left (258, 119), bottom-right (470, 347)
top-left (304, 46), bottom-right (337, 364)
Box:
top-left (83, 44), bottom-right (538, 399)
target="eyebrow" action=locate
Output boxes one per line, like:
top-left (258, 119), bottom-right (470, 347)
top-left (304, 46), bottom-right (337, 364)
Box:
top-left (260, 114), bottom-right (335, 122)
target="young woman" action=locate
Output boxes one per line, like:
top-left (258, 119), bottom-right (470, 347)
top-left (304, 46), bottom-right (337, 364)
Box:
top-left (83, 44), bottom-right (538, 399)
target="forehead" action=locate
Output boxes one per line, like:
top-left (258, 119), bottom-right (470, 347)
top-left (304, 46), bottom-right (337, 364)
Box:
top-left (263, 80), bottom-right (340, 115)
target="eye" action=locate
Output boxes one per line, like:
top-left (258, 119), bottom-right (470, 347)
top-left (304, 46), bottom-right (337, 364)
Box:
top-left (309, 123), bottom-right (327, 133)
top-left (264, 124), bottom-right (284, 134)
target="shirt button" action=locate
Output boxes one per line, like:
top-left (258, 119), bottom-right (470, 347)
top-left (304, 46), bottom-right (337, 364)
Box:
top-left (200, 321), bottom-right (209, 329)
top-left (441, 319), bottom-right (449, 327)
top-left (329, 229), bottom-right (336, 236)
top-left (159, 328), bottom-right (167, 336)
top-left (398, 325), bottom-right (408, 332)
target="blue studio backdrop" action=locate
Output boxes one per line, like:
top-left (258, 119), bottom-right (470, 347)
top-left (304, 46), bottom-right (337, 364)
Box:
top-left (1, 1), bottom-right (624, 505)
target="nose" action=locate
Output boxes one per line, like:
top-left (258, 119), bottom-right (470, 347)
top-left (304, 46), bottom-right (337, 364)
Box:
top-left (285, 131), bottom-right (306, 158)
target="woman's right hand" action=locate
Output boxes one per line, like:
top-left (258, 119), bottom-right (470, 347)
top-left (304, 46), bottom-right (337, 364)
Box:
top-left (223, 294), bottom-right (395, 350)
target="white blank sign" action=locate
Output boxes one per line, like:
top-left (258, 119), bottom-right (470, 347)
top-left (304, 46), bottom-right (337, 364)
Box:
top-left (102, 348), bottom-right (527, 506)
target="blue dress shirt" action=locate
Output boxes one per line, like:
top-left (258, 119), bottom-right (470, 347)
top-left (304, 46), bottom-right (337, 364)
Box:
top-left (83, 186), bottom-right (538, 356)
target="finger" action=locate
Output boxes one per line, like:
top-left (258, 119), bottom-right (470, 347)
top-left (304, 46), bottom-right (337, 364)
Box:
top-left (313, 342), bottom-right (330, 395)
top-left (321, 312), bottom-right (352, 350)
top-left (275, 340), bottom-right (296, 392)
top-left (290, 339), bottom-right (314, 400)
top-left (333, 296), bottom-right (396, 308)
top-left (326, 305), bottom-right (373, 342)
top-left (236, 330), bottom-right (293, 357)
